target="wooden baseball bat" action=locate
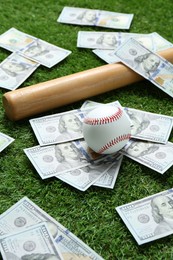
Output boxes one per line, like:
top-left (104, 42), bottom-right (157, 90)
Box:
top-left (3, 48), bottom-right (173, 121)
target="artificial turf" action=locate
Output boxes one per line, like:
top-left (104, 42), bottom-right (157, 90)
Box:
top-left (0, 0), bottom-right (173, 259)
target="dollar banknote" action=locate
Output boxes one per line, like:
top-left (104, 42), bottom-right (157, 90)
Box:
top-left (116, 188), bottom-right (173, 245)
top-left (56, 162), bottom-right (113, 191)
top-left (115, 37), bottom-right (173, 98)
top-left (0, 27), bottom-right (35, 52)
top-left (78, 31), bottom-right (154, 50)
top-left (24, 141), bottom-right (90, 179)
top-left (92, 49), bottom-right (120, 64)
top-left (80, 100), bottom-right (105, 110)
top-left (80, 99), bottom-right (125, 112)
top-left (0, 27), bottom-right (71, 68)
top-left (0, 196), bottom-right (104, 259)
top-left (93, 156), bottom-right (123, 189)
top-left (57, 6), bottom-right (134, 29)
top-left (19, 38), bottom-right (71, 68)
top-left (121, 139), bottom-right (173, 174)
top-left (151, 32), bottom-right (173, 52)
top-left (80, 100), bottom-right (125, 119)
top-left (29, 109), bottom-right (85, 146)
top-left (124, 107), bottom-right (173, 143)
top-left (0, 52), bottom-right (39, 90)
top-left (77, 31), bottom-right (123, 50)
top-left (0, 132), bottom-right (14, 152)
top-left (0, 222), bottom-right (63, 260)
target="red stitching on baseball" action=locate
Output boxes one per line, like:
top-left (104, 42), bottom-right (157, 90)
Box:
top-left (98, 133), bottom-right (131, 154)
top-left (84, 107), bottom-right (123, 125)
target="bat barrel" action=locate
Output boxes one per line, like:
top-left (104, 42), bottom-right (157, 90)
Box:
top-left (3, 48), bottom-right (173, 121)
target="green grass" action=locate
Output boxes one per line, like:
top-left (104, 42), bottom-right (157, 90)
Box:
top-left (1, 0), bottom-right (173, 259)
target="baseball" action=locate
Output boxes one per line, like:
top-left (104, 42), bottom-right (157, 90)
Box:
top-left (82, 104), bottom-right (131, 154)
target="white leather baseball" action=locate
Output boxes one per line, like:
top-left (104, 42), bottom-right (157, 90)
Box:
top-left (83, 105), bottom-right (131, 154)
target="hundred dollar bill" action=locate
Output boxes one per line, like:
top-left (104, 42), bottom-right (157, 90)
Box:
top-left (0, 27), bottom-right (35, 52)
top-left (122, 32), bottom-right (173, 52)
top-left (93, 156), bottom-right (123, 189)
top-left (19, 38), bottom-right (71, 68)
top-left (57, 6), bottom-right (134, 29)
top-left (0, 196), bottom-right (104, 259)
top-left (121, 139), bottom-right (173, 174)
top-left (151, 32), bottom-right (173, 52)
top-left (0, 132), bottom-right (14, 152)
top-left (80, 99), bottom-right (123, 114)
top-left (78, 31), bottom-right (154, 50)
top-left (80, 100), bottom-right (109, 111)
top-left (116, 188), bottom-right (173, 245)
top-left (80, 100), bottom-right (104, 110)
top-left (0, 52), bottom-right (39, 90)
top-left (77, 31), bottom-right (122, 50)
top-left (115, 37), bottom-right (173, 98)
top-left (56, 162), bottom-right (112, 191)
top-left (124, 107), bottom-right (173, 143)
top-left (92, 49), bottom-right (120, 64)
top-left (0, 27), bottom-right (71, 68)
top-left (0, 222), bottom-right (63, 260)
top-left (24, 141), bottom-right (90, 179)
top-left (29, 109), bottom-right (85, 146)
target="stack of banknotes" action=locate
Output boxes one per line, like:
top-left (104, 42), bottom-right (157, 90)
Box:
top-left (23, 99), bottom-right (173, 193)
top-left (0, 196), bottom-right (104, 259)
